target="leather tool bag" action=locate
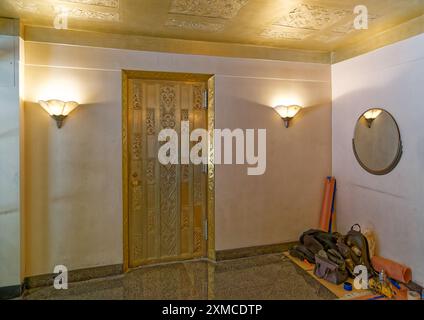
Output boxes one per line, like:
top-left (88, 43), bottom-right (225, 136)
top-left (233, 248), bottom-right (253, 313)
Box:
top-left (289, 245), bottom-right (315, 264)
top-left (327, 249), bottom-right (346, 271)
top-left (300, 229), bottom-right (341, 251)
top-left (299, 229), bottom-right (323, 244)
top-left (314, 253), bottom-right (348, 285)
top-left (345, 224), bottom-right (375, 275)
top-left (336, 240), bottom-right (357, 276)
top-left (314, 232), bottom-right (340, 251)
top-left (303, 235), bottom-right (324, 254)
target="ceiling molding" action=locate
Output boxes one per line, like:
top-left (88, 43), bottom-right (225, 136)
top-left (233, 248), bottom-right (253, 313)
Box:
top-left (22, 17), bottom-right (424, 65)
top-left (332, 14), bottom-right (424, 64)
top-left (23, 26), bottom-right (331, 64)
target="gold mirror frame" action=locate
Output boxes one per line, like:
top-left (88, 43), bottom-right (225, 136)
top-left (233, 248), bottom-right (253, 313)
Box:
top-left (352, 108), bottom-right (403, 176)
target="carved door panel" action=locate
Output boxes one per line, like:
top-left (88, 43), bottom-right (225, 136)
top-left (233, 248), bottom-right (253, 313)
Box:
top-left (128, 79), bottom-right (207, 267)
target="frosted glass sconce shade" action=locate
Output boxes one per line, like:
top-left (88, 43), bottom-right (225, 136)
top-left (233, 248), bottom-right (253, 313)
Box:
top-left (274, 105), bottom-right (302, 128)
top-left (363, 108), bottom-right (383, 128)
top-left (39, 100), bottom-right (79, 128)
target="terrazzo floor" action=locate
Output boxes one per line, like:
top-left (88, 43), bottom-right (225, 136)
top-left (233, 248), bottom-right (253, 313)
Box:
top-left (23, 254), bottom-right (336, 300)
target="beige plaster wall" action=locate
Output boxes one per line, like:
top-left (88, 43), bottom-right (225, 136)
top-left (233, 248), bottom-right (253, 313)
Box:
top-left (214, 76), bottom-right (332, 250)
top-left (24, 42), bottom-right (332, 276)
top-left (332, 34), bottom-right (424, 286)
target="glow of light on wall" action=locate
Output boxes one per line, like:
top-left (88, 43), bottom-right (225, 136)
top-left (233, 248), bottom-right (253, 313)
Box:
top-left (36, 78), bottom-right (84, 105)
top-left (270, 96), bottom-right (303, 109)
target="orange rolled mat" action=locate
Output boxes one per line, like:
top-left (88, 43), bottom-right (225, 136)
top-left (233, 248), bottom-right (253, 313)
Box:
top-left (319, 177), bottom-right (336, 232)
top-left (372, 256), bottom-right (412, 284)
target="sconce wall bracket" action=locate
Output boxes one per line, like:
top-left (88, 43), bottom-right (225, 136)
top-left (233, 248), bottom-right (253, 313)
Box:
top-left (52, 115), bottom-right (67, 129)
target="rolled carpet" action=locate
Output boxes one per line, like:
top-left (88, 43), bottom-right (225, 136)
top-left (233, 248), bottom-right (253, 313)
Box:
top-left (372, 256), bottom-right (412, 284)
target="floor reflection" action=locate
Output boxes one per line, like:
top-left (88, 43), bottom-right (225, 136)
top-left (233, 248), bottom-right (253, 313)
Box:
top-left (24, 254), bottom-right (336, 300)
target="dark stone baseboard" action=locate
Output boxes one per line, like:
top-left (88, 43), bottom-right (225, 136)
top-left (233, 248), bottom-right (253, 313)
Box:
top-left (0, 284), bottom-right (22, 300)
top-left (216, 241), bottom-right (298, 261)
top-left (24, 264), bottom-right (123, 289)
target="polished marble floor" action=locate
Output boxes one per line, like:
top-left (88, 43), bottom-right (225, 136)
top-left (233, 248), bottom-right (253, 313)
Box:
top-left (23, 254), bottom-right (336, 300)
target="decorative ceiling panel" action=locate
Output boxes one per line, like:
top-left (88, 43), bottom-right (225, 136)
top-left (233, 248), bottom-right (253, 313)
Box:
top-left (274, 4), bottom-right (349, 30)
top-left (169, 0), bottom-right (249, 19)
top-left (1, 0), bottom-right (423, 61)
top-left (12, 0), bottom-right (40, 13)
top-left (64, 7), bottom-right (119, 21)
top-left (8, 0), bottom-right (120, 21)
top-left (166, 18), bottom-right (225, 32)
top-left (261, 26), bottom-right (313, 41)
top-left (61, 0), bottom-right (120, 9)
top-left (315, 33), bottom-right (345, 43)
top-left (332, 14), bottom-right (379, 34)
top-left (332, 20), bottom-right (355, 34)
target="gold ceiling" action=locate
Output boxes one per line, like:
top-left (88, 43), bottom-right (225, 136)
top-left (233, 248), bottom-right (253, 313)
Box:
top-left (0, 0), bottom-right (423, 62)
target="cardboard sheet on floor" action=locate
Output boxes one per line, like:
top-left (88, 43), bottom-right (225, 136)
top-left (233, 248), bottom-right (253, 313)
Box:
top-left (283, 251), bottom-right (315, 271)
top-left (284, 251), bottom-right (373, 299)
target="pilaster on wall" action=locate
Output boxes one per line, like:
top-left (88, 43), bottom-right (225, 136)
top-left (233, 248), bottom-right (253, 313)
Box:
top-left (0, 17), bottom-right (22, 299)
top-left (0, 18), bottom-right (19, 37)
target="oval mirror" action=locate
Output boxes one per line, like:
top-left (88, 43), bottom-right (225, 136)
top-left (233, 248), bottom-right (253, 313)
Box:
top-left (352, 108), bottom-right (402, 175)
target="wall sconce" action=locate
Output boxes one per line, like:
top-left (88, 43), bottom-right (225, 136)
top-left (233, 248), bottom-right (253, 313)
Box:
top-left (274, 105), bottom-right (302, 128)
top-left (39, 100), bottom-right (79, 128)
top-left (363, 108), bottom-right (382, 128)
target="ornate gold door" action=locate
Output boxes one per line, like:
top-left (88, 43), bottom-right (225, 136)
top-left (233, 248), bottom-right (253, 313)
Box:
top-left (125, 75), bottom-right (209, 268)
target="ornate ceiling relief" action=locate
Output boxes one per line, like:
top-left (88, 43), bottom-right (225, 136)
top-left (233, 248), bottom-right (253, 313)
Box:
top-left (169, 0), bottom-right (249, 19)
top-left (61, 0), bottom-right (120, 8)
top-left (332, 20), bottom-right (355, 34)
top-left (261, 26), bottom-right (313, 41)
top-left (316, 14), bottom-right (380, 43)
top-left (261, 4), bottom-right (353, 41)
top-left (332, 14), bottom-right (379, 34)
top-left (315, 33), bottom-right (345, 43)
top-left (64, 8), bottom-right (119, 21)
top-left (8, 0), bottom-right (120, 22)
top-left (275, 4), bottom-right (349, 30)
top-left (9, 0), bottom-right (40, 13)
top-left (166, 18), bottom-right (225, 32)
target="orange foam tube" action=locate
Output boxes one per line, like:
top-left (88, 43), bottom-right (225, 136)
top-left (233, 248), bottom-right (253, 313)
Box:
top-left (319, 177), bottom-right (335, 232)
top-left (372, 256), bottom-right (412, 284)
top-left (319, 178), bottom-right (330, 231)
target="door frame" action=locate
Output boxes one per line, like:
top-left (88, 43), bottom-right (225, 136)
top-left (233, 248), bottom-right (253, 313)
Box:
top-left (122, 70), bottom-right (216, 272)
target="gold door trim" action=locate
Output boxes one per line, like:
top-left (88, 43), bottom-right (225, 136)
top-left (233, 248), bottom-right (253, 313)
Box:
top-left (122, 70), bottom-right (215, 272)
